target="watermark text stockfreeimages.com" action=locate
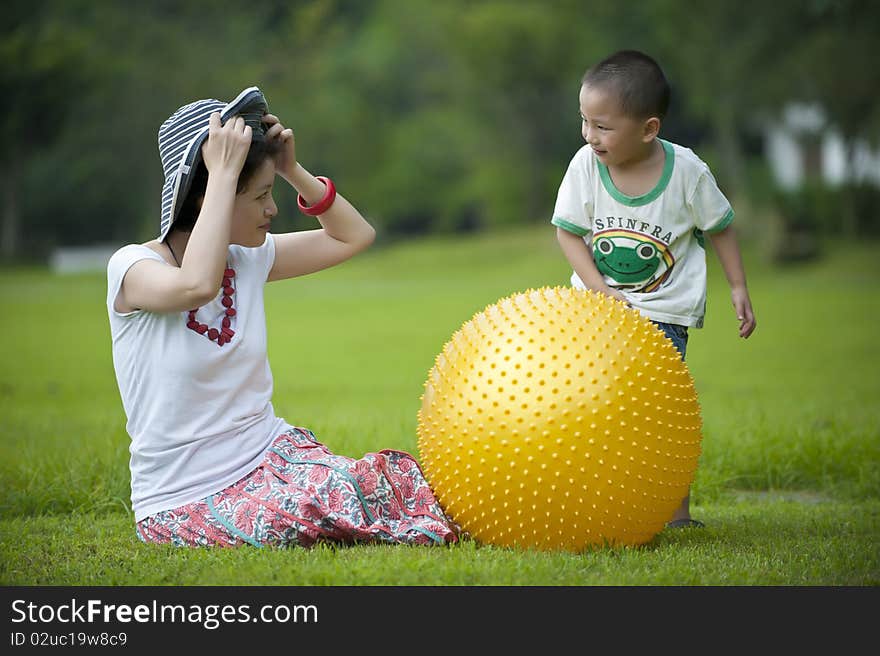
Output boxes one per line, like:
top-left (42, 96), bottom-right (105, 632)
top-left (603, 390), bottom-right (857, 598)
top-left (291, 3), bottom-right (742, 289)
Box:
top-left (10, 597), bottom-right (317, 631)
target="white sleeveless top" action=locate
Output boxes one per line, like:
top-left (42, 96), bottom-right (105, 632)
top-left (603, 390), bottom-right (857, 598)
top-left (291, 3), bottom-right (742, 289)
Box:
top-left (106, 234), bottom-right (287, 521)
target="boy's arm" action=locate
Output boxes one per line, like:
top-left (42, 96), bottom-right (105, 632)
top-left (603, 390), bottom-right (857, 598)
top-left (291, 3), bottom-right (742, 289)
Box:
top-left (707, 226), bottom-right (756, 338)
top-left (556, 228), bottom-right (626, 302)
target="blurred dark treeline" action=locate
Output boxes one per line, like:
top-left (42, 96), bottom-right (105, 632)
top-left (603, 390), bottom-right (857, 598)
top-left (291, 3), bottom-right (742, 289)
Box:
top-left (3, 0), bottom-right (878, 263)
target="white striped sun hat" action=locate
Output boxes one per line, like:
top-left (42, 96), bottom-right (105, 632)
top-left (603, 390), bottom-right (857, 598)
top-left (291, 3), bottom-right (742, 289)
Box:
top-left (157, 86), bottom-right (269, 242)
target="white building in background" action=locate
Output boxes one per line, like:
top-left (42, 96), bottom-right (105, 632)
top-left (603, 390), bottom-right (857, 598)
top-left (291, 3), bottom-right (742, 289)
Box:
top-left (49, 244), bottom-right (119, 274)
top-left (765, 103), bottom-right (880, 190)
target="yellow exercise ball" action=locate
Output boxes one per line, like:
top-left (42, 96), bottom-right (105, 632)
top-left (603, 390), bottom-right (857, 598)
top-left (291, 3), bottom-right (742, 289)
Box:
top-left (416, 286), bottom-right (702, 551)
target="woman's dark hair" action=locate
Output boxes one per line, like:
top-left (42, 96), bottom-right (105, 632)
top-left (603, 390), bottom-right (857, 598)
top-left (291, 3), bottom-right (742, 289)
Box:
top-left (173, 137), bottom-right (282, 233)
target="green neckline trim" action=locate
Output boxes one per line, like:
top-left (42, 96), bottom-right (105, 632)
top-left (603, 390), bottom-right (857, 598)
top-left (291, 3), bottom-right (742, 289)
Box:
top-left (597, 139), bottom-right (674, 206)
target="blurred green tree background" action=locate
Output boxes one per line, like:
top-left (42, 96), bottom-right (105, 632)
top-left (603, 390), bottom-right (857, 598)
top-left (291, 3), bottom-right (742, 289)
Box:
top-left (3, 0), bottom-right (878, 262)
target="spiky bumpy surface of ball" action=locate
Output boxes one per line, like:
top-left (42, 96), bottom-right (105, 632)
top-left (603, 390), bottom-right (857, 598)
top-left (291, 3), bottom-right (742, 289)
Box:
top-left (417, 286), bottom-right (702, 551)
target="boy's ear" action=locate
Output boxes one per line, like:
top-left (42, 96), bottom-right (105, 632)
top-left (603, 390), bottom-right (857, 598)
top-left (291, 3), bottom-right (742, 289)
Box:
top-left (642, 116), bottom-right (661, 142)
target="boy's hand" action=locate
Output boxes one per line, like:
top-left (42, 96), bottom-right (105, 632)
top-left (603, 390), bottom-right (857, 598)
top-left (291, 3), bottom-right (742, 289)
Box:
top-left (201, 112), bottom-right (251, 177)
top-left (262, 113), bottom-right (297, 181)
top-left (608, 288), bottom-right (629, 304)
top-left (731, 286), bottom-right (756, 338)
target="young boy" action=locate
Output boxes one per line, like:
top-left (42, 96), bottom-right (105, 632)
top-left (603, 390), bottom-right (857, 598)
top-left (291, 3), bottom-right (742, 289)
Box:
top-left (551, 50), bottom-right (756, 528)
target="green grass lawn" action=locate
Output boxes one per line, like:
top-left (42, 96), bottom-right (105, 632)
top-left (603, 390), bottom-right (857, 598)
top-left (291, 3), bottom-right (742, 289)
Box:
top-left (1, 225), bottom-right (877, 585)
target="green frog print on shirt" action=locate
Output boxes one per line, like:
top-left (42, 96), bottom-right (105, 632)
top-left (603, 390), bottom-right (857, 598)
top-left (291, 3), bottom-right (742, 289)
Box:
top-left (592, 229), bottom-right (674, 292)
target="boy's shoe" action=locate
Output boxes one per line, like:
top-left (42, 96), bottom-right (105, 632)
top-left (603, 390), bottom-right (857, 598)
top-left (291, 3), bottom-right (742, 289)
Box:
top-left (665, 518), bottom-right (706, 529)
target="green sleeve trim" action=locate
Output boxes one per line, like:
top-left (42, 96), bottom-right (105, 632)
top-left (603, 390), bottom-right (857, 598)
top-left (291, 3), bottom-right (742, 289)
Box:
top-left (597, 139), bottom-right (675, 206)
top-left (551, 217), bottom-right (589, 237)
top-left (705, 207), bottom-right (735, 234)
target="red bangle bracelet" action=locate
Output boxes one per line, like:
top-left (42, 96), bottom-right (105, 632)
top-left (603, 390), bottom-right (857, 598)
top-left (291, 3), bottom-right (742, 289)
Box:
top-left (297, 176), bottom-right (337, 216)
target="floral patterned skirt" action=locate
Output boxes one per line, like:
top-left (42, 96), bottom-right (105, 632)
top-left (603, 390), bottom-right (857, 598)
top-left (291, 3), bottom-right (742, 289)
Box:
top-left (136, 427), bottom-right (458, 548)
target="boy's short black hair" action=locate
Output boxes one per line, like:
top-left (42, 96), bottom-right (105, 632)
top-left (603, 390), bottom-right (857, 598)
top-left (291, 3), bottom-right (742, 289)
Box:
top-left (173, 137), bottom-right (281, 233)
top-left (582, 50), bottom-right (670, 121)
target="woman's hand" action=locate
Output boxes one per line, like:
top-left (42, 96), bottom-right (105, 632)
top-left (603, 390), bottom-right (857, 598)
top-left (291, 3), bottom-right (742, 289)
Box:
top-left (262, 113), bottom-right (297, 181)
top-left (201, 112), bottom-right (251, 179)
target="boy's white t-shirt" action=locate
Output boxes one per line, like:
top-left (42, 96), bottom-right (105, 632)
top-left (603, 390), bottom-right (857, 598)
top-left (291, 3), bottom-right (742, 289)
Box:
top-left (106, 234), bottom-right (287, 521)
top-left (551, 139), bottom-right (734, 327)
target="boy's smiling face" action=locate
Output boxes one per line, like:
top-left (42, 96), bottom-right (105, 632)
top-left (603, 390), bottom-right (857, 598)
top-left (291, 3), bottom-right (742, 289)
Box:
top-left (579, 84), bottom-right (657, 169)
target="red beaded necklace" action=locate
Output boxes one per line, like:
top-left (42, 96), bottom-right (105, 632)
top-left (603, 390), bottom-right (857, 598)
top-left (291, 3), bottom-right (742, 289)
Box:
top-left (168, 241), bottom-right (236, 347)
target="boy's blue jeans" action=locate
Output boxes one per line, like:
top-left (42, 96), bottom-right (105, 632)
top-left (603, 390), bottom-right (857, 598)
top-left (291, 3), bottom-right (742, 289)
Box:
top-left (653, 321), bottom-right (688, 360)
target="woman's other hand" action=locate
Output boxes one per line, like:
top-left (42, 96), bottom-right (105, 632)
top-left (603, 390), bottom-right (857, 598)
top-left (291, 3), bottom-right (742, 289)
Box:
top-left (262, 113), bottom-right (297, 180)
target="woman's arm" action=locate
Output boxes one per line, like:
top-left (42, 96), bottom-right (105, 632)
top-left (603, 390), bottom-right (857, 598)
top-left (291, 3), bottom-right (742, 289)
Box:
top-left (262, 114), bottom-right (376, 282)
top-left (118, 113), bottom-right (252, 313)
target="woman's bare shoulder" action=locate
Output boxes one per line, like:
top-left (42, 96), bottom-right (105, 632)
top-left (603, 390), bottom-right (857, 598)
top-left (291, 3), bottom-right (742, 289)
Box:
top-left (139, 240), bottom-right (172, 264)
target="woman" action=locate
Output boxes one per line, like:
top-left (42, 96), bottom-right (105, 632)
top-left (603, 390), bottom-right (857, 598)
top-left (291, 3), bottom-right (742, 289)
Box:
top-left (107, 86), bottom-right (457, 547)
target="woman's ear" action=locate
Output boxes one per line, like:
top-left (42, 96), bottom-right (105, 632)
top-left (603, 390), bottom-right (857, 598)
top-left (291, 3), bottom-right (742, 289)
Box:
top-left (642, 117), bottom-right (661, 142)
